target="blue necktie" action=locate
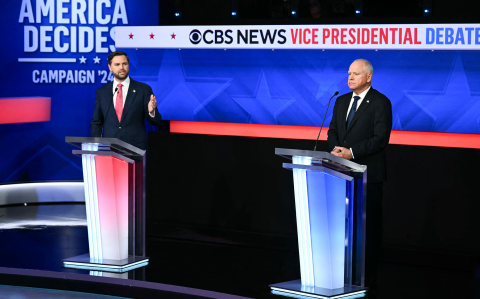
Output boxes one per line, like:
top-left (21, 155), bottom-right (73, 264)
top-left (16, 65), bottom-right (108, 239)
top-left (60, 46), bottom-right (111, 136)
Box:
top-left (346, 96), bottom-right (360, 129)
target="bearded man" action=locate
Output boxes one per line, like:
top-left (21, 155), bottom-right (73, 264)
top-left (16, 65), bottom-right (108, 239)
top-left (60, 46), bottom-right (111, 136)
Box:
top-left (90, 51), bottom-right (161, 150)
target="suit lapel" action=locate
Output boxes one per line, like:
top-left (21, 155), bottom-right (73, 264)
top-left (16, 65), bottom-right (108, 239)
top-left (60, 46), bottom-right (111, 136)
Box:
top-left (120, 79), bottom-right (137, 125)
top-left (340, 92), bottom-right (352, 133)
top-left (346, 88), bottom-right (374, 133)
top-left (103, 82), bottom-right (120, 125)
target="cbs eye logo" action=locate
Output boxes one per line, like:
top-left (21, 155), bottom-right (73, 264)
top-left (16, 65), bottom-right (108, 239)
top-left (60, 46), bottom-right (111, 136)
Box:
top-left (189, 30), bottom-right (202, 44)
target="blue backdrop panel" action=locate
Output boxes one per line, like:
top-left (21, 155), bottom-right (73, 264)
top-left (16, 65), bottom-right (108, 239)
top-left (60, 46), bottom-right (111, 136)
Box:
top-left (136, 49), bottom-right (480, 134)
top-left (1, 2), bottom-right (479, 184)
top-left (0, 0), bottom-right (158, 183)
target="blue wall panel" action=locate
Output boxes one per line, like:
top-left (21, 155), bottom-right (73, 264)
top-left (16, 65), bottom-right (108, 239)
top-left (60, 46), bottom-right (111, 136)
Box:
top-left (1, 2), bottom-right (479, 183)
top-left (0, 0), bottom-right (158, 182)
top-left (139, 49), bottom-right (480, 134)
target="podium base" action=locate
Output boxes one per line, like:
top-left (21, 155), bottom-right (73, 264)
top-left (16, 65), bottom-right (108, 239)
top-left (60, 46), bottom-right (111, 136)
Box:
top-left (270, 280), bottom-right (367, 299)
top-left (63, 254), bottom-right (149, 273)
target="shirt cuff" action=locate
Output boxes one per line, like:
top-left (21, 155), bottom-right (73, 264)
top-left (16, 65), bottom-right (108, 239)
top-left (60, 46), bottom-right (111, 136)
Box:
top-left (149, 110), bottom-right (155, 117)
top-left (350, 148), bottom-right (354, 159)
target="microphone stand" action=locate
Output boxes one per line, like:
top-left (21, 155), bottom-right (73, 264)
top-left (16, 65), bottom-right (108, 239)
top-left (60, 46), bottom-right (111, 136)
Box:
top-left (101, 86), bottom-right (118, 138)
top-left (314, 91), bottom-right (339, 151)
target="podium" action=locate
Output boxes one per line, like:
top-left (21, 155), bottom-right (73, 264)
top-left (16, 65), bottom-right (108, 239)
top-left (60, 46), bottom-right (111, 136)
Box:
top-left (270, 148), bottom-right (368, 298)
top-left (63, 137), bottom-right (149, 272)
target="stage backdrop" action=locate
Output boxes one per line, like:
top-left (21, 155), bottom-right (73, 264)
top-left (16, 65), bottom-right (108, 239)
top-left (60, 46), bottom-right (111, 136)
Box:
top-left (116, 24), bottom-right (480, 135)
top-left (1, 19), bottom-right (479, 183)
top-left (0, 0), bottom-right (158, 183)
top-left (116, 48), bottom-right (480, 134)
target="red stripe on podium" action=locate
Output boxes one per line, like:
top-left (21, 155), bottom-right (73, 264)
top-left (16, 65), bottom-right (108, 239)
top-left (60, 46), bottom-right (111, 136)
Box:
top-left (94, 156), bottom-right (129, 259)
top-left (170, 121), bottom-right (480, 149)
top-left (0, 97), bottom-right (51, 124)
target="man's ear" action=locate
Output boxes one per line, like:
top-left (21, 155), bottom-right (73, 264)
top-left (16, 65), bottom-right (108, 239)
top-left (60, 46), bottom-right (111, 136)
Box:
top-left (367, 73), bottom-right (372, 83)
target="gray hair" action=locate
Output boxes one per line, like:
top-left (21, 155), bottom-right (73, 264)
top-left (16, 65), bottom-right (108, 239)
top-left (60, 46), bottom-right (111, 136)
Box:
top-left (354, 59), bottom-right (373, 74)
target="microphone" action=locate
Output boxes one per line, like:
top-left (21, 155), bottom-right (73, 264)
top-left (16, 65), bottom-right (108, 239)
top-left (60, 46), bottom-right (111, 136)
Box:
top-left (313, 91), bottom-right (339, 151)
top-left (101, 86), bottom-right (118, 138)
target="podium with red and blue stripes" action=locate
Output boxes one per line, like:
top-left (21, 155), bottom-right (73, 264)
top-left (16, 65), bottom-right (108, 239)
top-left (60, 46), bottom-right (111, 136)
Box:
top-left (63, 137), bottom-right (148, 272)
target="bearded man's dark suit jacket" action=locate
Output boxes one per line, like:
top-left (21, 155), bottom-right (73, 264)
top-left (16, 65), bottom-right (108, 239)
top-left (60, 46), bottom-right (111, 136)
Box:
top-left (327, 87), bottom-right (392, 287)
top-left (90, 78), bottom-right (162, 150)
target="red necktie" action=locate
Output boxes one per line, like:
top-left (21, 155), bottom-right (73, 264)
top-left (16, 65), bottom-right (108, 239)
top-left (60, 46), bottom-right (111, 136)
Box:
top-left (115, 83), bottom-right (123, 122)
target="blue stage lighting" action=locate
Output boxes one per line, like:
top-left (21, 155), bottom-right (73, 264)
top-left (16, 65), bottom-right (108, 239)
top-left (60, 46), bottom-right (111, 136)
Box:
top-left (175, 13), bottom-right (180, 17)
top-left (355, 10), bottom-right (360, 14)
top-left (291, 11), bottom-right (296, 15)
top-left (424, 9), bottom-right (429, 13)
top-left (232, 12), bottom-right (236, 16)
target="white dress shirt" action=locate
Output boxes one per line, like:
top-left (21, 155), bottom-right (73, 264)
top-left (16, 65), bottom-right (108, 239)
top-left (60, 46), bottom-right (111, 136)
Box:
top-left (344, 86), bottom-right (371, 159)
top-left (345, 85), bottom-right (371, 121)
top-left (112, 76), bottom-right (130, 109)
top-left (112, 76), bottom-right (154, 117)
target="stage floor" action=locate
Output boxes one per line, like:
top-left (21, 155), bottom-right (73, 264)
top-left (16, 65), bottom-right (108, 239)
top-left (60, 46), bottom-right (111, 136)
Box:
top-left (0, 203), bottom-right (475, 299)
top-left (0, 284), bottom-right (131, 299)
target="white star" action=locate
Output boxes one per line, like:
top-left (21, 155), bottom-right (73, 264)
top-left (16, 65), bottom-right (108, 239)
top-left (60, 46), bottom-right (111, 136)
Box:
top-left (79, 56), bottom-right (87, 64)
top-left (93, 56), bottom-right (101, 64)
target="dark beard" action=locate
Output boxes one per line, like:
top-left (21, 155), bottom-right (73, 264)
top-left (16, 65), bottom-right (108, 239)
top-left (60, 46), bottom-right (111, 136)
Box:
top-left (113, 71), bottom-right (129, 81)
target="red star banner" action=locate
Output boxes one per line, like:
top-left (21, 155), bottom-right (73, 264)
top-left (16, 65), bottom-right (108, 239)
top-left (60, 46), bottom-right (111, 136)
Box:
top-left (116, 24), bottom-right (480, 50)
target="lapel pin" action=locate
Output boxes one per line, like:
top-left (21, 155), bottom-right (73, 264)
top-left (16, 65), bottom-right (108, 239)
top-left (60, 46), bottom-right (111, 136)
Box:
top-left (133, 90), bottom-right (136, 93)
top-left (366, 100), bottom-right (369, 103)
